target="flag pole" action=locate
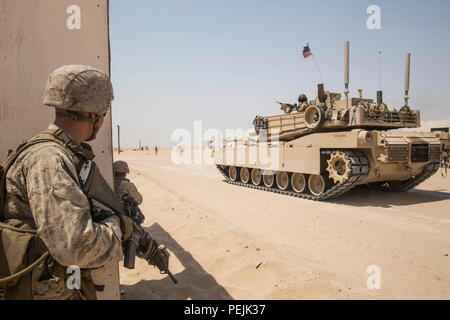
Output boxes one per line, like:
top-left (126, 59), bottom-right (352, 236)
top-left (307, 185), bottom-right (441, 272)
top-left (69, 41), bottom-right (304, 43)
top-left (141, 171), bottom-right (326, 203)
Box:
top-left (307, 43), bottom-right (324, 83)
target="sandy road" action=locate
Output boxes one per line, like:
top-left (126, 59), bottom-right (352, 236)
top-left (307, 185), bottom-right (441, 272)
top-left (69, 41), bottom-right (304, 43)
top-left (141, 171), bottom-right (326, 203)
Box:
top-left (117, 149), bottom-right (450, 299)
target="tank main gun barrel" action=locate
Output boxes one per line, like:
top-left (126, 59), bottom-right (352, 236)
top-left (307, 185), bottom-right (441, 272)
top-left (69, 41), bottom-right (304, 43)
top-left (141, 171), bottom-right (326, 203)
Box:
top-left (344, 41), bottom-right (350, 108)
top-left (404, 53), bottom-right (411, 106)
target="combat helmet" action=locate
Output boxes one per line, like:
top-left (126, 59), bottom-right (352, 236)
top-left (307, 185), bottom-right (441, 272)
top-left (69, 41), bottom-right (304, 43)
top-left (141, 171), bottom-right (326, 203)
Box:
top-left (113, 161), bottom-right (129, 174)
top-left (43, 65), bottom-right (114, 140)
top-left (43, 65), bottom-right (114, 114)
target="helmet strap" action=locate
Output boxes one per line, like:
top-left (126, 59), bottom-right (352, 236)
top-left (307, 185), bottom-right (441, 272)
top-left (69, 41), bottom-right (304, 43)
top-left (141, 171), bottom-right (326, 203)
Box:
top-left (56, 109), bottom-right (95, 123)
top-left (86, 114), bottom-right (100, 141)
top-left (56, 109), bottom-right (100, 141)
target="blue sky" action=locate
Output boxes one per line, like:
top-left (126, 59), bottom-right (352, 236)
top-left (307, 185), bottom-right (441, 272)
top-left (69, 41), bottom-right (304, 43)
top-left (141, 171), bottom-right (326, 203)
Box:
top-left (110, 0), bottom-right (450, 148)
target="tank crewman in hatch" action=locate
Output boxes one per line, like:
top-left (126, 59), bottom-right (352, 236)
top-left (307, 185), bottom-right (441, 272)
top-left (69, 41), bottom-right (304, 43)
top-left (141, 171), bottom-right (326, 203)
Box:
top-left (113, 160), bottom-right (143, 205)
top-left (0, 65), bottom-right (134, 300)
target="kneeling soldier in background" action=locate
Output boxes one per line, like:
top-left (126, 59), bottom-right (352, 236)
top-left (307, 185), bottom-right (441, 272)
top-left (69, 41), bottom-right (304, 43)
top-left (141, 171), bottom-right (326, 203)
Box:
top-left (113, 161), bottom-right (143, 205)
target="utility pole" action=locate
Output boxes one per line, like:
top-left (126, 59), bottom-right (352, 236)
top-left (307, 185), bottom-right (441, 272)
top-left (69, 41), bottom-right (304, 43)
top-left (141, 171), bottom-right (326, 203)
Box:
top-left (139, 139), bottom-right (141, 150)
top-left (117, 125), bottom-right (121, 154)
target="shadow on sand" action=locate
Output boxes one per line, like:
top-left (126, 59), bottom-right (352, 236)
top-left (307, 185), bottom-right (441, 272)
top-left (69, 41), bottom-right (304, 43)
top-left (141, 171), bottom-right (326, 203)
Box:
top-left (330, 186), bottom-right (450, 208)
top-left (120, 223), bottom-right (233, 300)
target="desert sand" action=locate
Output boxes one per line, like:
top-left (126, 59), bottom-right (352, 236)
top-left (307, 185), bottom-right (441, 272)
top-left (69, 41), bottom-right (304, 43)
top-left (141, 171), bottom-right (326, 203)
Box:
top-left (116, 148), bottom-right (450, 300)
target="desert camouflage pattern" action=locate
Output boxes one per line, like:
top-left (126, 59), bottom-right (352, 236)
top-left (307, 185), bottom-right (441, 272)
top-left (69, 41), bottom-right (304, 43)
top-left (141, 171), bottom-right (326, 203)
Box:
top-left (43, 65), bottom-right (114, 115)
top-left (114, 178), bottom-right (143, 205)
top-left (113, 160), bottom-right (129, 174)
top-left (3, 123), bottom-right (123, 299)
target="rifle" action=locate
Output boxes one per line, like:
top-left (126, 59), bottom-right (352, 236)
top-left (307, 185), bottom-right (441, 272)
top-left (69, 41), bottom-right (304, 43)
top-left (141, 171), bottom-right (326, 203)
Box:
top-left (121, 195), bottom-right (178, 283)
top-left (276, 101), bottom-right (295, 108)
top-left (79, 160), bottom-right (178, 284)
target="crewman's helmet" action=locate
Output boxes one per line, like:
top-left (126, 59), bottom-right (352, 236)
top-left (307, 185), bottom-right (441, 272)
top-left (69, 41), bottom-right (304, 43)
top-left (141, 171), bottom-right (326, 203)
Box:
top-left (298, 94), bottom-right (308, 103)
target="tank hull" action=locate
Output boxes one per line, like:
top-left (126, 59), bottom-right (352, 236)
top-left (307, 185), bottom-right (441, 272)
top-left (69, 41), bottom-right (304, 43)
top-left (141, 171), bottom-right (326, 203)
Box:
top-left (214, 129), bottom-right (441, 200)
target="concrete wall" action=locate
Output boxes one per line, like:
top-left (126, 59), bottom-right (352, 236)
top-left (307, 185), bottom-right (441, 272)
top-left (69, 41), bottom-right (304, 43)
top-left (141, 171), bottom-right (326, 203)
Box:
top-left (0, 0), bottom-right (119, 299)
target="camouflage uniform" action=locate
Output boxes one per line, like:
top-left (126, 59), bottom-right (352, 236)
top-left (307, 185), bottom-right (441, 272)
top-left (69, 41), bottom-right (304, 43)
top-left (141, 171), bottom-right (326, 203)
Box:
top-left (114, 178), bottom-right (143, 205)
top-left (113, 161), bottom-right (143, 205)
top-left (3, 124), bottom-right (123, 299)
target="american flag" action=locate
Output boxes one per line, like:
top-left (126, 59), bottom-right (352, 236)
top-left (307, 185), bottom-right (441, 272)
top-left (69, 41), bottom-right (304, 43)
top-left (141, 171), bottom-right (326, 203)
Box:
top-left (302, 45), bottom-right (312, 58)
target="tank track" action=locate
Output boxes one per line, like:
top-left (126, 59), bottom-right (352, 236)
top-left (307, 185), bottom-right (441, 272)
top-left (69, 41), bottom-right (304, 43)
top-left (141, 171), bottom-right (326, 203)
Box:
top-left (216, 149), bottom-right (370, 201)
top-left (365, 161), bottom-right (440, 192)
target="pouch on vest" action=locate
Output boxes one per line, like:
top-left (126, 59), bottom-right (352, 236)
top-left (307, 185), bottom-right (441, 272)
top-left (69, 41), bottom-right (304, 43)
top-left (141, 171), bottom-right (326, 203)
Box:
top-left (0, 219), bottom-right (46, 299)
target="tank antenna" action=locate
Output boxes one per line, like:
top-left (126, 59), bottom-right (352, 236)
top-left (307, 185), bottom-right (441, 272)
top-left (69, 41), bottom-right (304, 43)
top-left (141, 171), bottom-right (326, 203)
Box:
top-left (404, 53), bottom-right (411, 107)
top-left (378, 50), bottom-right (382, 90)
top-left (377, 50), bottom-right (383, 104)
top-left (344, 41), bottom-right (350, 108)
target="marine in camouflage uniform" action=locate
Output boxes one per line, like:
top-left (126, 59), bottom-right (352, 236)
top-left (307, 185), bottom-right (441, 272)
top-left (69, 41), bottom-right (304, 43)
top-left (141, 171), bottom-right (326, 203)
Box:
top-left (0, 65), bottom-right (133, 300)
top-left (113, 161), bottom-right (143, 205)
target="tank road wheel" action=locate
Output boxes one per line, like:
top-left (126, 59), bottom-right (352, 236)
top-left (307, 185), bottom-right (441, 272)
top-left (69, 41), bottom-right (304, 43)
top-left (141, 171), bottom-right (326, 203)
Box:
top-left (228, 166), bottom-right (239, 182)
top-left (326, 151), bottom-right (351, 184)
top-left (304, 105), bottom-right (325, 129)
top-left (262, 171), bottom-right (275, 188)
top-left (308, 174), bottom-right (326, 196)
top-left (240, 167), bottom-right (250, 184)
top-left (251, 168), bottom-right (262, 185)
top-left (291, 173), bottom-right (306, 193)
top-left (276, 171), bottom-right (290, 190)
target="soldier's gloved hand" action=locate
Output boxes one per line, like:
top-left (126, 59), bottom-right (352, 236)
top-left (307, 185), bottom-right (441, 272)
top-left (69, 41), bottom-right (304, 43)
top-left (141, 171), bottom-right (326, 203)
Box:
top-left (111, 215), bottom-right (134, 241)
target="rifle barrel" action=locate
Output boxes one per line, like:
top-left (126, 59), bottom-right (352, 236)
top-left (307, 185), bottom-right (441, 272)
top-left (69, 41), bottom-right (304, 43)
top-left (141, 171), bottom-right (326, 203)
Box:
top-left (166, 270), bottom-right (178, 284)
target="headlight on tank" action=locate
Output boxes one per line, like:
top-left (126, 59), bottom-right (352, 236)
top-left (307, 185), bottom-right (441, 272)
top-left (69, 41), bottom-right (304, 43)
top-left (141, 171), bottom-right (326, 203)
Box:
top-left (357, 130), bottom-right (375, 145)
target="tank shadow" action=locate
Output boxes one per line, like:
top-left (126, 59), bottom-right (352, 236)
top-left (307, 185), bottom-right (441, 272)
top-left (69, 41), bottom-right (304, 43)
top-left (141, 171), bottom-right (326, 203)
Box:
top-left (120, 223), bottom-right (233, 300)
top-left (330, 186), bottom-right (450, 208)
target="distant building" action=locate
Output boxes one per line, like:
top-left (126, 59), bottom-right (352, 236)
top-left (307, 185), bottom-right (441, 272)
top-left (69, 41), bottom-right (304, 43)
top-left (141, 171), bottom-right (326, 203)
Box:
top-left (402, 119), bottom-right (450, 133)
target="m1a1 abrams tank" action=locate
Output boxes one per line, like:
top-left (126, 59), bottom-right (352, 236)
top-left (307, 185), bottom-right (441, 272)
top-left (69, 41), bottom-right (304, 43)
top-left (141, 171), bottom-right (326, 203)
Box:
top-left (214, 41), bottom-right (442, 200)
